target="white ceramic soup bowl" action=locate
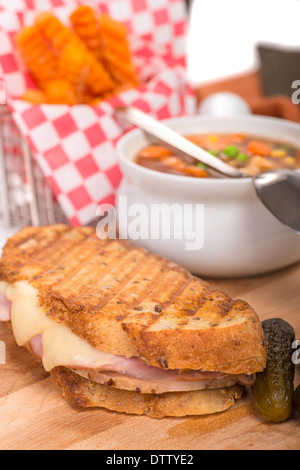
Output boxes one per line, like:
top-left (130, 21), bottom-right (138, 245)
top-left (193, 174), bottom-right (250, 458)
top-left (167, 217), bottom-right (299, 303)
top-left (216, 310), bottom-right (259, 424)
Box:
top-left (116, 115), bottom-right (300, 278)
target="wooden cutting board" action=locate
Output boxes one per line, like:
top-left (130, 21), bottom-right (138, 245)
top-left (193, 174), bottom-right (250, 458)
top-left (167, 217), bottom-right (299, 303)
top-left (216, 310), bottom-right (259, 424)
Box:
top-left (0, 263), bottom-right (299, 450)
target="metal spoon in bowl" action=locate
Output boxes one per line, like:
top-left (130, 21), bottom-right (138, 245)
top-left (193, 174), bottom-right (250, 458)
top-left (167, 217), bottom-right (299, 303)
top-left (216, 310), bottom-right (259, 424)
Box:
top-left (254, 170), bottom-right (300, 234)
top-left (116, 106), bottom-right (243, 178)
top-left (115, 106), bottom-right (300, 235)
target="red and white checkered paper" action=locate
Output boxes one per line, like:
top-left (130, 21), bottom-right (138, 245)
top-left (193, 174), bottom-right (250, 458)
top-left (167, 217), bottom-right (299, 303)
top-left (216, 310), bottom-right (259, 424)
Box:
top-left (0, 0), bottom-right (196, 226)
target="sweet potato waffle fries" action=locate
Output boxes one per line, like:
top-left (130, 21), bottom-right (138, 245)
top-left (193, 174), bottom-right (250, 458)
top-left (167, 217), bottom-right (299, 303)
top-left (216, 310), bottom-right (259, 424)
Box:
top-left (16, 5), bottom-right (139, 105)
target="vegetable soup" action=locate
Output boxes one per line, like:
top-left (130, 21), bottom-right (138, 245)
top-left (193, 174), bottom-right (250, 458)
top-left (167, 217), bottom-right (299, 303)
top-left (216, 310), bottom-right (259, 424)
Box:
top-left (135, 134), bottom-right (300, 178)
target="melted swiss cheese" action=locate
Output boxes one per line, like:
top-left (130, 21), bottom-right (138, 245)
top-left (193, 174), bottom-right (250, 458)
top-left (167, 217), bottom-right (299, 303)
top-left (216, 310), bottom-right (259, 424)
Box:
top-left (6, 281), bottom-right (116, 372)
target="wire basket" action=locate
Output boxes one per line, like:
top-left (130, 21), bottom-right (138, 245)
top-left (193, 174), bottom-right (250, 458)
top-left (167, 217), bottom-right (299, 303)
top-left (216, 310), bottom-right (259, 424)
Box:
top-left (0, 105), bottom-right (68, 228)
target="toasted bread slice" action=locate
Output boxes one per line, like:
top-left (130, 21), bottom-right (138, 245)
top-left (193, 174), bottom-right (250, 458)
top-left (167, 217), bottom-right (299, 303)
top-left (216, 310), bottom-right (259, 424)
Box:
top-left (0, 225), bottom-right (267, 375)
top-left (50, 367), bottom-right (244, 418)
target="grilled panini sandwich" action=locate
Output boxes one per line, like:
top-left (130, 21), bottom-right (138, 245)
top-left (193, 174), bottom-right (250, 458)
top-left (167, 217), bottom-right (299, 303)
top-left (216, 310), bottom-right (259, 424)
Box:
top-left (0, 225), bottom-right (267, 418)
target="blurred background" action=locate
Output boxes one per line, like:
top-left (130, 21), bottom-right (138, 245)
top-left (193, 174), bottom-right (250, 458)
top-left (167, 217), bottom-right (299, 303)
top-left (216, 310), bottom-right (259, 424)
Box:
top-left (187, 0), bottom-right (300, 119)
top-left (188, 0), bottom-right (300, 85)
top-left (0, 0), bottom-right (299, 248)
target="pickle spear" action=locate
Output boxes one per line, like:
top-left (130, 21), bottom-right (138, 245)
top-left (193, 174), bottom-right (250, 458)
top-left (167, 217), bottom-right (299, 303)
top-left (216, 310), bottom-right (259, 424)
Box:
top-left (252, 318), bottom-right (295, 423)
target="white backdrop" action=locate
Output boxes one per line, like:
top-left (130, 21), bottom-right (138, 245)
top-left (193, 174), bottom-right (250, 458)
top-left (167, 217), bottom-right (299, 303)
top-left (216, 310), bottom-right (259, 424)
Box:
top-left (187, 0), bottom-right (300, 85)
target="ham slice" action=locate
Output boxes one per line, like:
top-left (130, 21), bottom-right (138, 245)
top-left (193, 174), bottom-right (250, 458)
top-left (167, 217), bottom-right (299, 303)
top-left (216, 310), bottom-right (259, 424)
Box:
top-left (81, 357), bottom-right (256, 387)
top-left (29, 334), bottom-right (43, 360)
top-left (99, 357), bottom-right (225, 382)
top-left (1, 290), bottom-right (256, 390)
top-left (24, 329), bottom-right (256, 389)
top-left (0, 294), bottom-right (11, 322)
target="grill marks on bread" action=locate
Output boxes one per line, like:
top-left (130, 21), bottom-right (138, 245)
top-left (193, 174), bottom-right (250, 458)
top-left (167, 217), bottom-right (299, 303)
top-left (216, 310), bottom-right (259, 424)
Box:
top-left (0, 225), bottom-right (267, 374)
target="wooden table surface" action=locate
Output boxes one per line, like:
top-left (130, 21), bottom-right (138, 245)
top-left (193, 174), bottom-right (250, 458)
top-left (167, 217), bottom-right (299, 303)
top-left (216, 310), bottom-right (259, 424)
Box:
top-left (0, 263), bottom-right (299, 450)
